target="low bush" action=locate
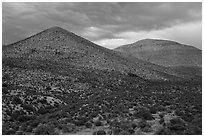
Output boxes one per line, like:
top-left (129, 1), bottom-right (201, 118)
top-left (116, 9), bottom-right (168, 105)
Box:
top-left (128, 73), bottom-right (138, 77)
top-left (174, 109), bottom-right (184, 116)
top-left (138, 119), bottom-right (147, 129)
top-left (168, 118), bottom-right (186, 133)
top-left (16, 131), bottom-right (24, 135)
top-left (34, 124), bottom-right (58, 135)
top-left (112, 127), bottom-right (122, 135)
top-left (149, 107), bottom-right (157, 114)
top-left (94, 120), bottom-right (103, 126)
top-left (12, 96), bottom-right (22, 104)
top-left (119, 130), bottom-right (131, 135)
top-left (25, 125), bottom-right (33, 132)
top-left (61, 123), bottom-right (76, 133)
top-left (93, 130), bottom-right (106, 135)
top-left (5, 128), bottom-right (16, 135)
top-left (120, 121), bottom-right (131, 130)
top-left (159, 118), bottom-right (165, 124)
top-left (10, 110), bottom-right (24, 120)
top-left (184, 125), bottom-right (202, 135)
top-left (2, 83), bottom-right (8, 87)
top-left (170, 118), bottom-right (184, 125)
top-left (22, 104), bottom-right (35, 112)
top-left (155, 127), bottom-right (173, 135)
top-left (85, 121), bottom-right (92, 128)
top-left (73, 118), bottom-right (87, 126)
top-left (17, 115), bottom-right (36, 122)
top-left (30, 119), bottom-right (41, 128)
top-left (128, 129), bottom-right (135, 134)
top-left (131, 123), bottom-right (137, 129)
top-left (133, 108), bottom-right (154, 120)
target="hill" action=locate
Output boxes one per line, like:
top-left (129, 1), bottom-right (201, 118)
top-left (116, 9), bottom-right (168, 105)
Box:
top-left (114, 39), bottom-right (202, 67)
top-left (3, 27), bottom-right (182, 81)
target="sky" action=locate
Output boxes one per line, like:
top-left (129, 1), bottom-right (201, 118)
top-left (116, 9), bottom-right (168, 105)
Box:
top-left (2, 2), bottom-right (202, 49)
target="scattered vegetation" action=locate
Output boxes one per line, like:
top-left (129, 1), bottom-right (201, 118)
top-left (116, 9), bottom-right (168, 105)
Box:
top-left (2, 65), bottom-right (202, 135)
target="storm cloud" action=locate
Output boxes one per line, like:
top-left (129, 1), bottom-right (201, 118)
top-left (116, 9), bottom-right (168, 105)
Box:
top-left (2, 2), bottom-right (202, 49)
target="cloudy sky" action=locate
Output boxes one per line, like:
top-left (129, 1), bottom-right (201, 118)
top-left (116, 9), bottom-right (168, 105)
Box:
top-left (2, 2), bottom-right (202, 49)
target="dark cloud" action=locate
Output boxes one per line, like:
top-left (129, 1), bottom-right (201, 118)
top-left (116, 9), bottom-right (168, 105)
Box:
top-left (2, 2), bottom-right (202, 49)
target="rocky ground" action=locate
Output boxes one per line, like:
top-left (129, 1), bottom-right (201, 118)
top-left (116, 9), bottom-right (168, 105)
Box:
top-left (2, 65), bottom-right (202, 135)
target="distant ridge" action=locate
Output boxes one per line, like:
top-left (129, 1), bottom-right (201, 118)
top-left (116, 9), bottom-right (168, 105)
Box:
top-left (114, 39), bottom-right (201, 67)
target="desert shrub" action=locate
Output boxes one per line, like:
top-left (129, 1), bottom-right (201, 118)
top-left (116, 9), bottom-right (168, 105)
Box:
top-left (61, 123), bottom-right (76, 133)
top-left (131, 123), bottom-right (137, 129)
top-left (155, 127), bottom-right (173, 135)
top-left (181, 113), bottom-right (192, 122)
top-left (159, 117), bottom-right (165, 124)
top-left (2, 124), bottom-right (9, 135)
top-left (12, 96), bottom-right (22, 104)
top-left (2, 83), bottom-right (8, 87)
top-left (38, 107), bottom-right (51, 114)
top-left (19, 124), bottom-right (28, 132)
top-left (119, 130), bottom-right (131, 135)
top-left (119, 121), bottom-right (131, 130)
top-left (169, 118), bottom-right (186, 132)
top-left (4, 128), bottom-right (16, 135)
top-left (138, 119), bottom-right (147, 129)
top-left (34, 124), bottom-right (58, 135)
top-left (128, 73), bottom-right (138, 77)
top-left (94, 120), bottom-right (103, 126)
top-left (73, 118), bottom-right (87, 126)
top-left (16, 131), bottom-right (24, 135)
top-left (128, 129), bottom-right (135, 134)
top-left (85, 121), bottom-right (92, 128)
top-left (93, 130), bottom-right (106, 135)
top-left (141, 125), bottom-right (152, 132)
top-left (10, 110), bottom-right (24, 120)
top-left (162, 101), bottom-right (171, 106)
top-left (55, 50), bottom-right (64, 55)
top-left (159, 113), bottom-right (164, 118)
top-left (58, 117), bottom-right (73, 125)
top-left (48, 111), bottom-right (68, 119)
top-left (149, 107), bottom-right (157, 114)
top-left (133, 108), bottom-right (154, 120)
top-left (30, 119), bottom-right (41, 128)
top-left (169, 124), bottom-right (186, 131)
top-left (12, 123), bottom-right (19, 131)
top-left (30, 48), bottom-right (37, 53)
top-left (191, 116), bottom-right (202, 128)
top-left (184, 124), bottom-right (202, 135)
top-left (25, 125), bottom-right (33, 132)
top-left (112, 127), bottom-right (122, 135)
top-left (2, 88), bottom-right (9, 94)
top-left (45, 86), bottom-right (52, 91)
top-left (22, 103), bottom-right (35, 112)
top-left (17, 115), bottom-right (36, 122)
top-left (157, 105), bottom-right (167, 111)
top-left (170, 118), bottom-right (184, 125)
top-left (174, 109), bottom-right (184, 116)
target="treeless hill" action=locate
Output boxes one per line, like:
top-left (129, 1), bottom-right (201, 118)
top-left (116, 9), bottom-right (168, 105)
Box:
top-left (3, 26), bottom-right (180, 81)
top-left (114, 39), bottom-right (202, 67)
